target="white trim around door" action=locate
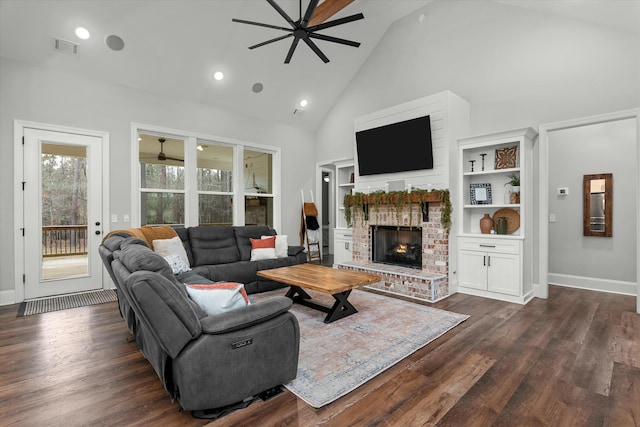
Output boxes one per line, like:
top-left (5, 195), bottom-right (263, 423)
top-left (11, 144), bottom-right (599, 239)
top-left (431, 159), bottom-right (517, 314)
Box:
top-left (538, 109), bottom-right (640, 314)
top-left (13, 120), bottom-right (110, 304)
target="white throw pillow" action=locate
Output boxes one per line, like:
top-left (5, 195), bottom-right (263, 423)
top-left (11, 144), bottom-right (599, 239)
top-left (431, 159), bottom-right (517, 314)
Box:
top-left (163, 254), bottom-right (191, 275)
top-left (153, 236), bottom-right (191, 273)
top-left (262, 234), bottom-right (288, 258)
top-left (250, 236), bottom-right (277, 261)
top-left (185, 282), bottom-right (250, 315)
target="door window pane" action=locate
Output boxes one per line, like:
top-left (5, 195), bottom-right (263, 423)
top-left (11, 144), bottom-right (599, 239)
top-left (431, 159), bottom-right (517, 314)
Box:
top-left (41, 143), bottom-right (88, 280)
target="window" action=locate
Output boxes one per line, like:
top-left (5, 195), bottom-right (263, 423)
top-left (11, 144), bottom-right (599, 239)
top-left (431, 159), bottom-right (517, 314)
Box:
top-left (244, 149), bottom-right (274, 227)
top-left (139, 134), bottom-right (185, 225)
top-left (134, 126), bottom-right (280, 230)
top-left (197, 142), bottom-right (233, 226)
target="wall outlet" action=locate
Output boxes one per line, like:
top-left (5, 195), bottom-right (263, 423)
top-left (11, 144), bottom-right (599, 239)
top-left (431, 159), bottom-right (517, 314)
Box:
top-left (124, 214), bottom-right (130, 223)
top-left (549, 214), bottom-right (557, 223)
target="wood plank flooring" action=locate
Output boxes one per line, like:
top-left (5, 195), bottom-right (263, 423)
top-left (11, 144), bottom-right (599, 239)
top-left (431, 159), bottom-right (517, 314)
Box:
top-left (0, 285), bottom-right (638, 426)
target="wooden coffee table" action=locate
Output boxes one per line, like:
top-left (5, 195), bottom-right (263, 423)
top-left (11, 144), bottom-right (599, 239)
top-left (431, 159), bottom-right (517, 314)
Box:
top-left (257, 264), bottom-right (380, 323)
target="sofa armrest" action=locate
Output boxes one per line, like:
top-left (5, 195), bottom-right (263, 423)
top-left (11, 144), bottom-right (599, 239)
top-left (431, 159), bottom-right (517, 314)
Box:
top-left (200, 296), bottom-right (293, 334)
top-left (288, 245), bottom-right (305, 256)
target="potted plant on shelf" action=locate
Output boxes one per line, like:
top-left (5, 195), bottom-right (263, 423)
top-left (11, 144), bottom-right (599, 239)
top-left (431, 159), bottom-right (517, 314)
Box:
top-left (505, 174), bottom-right (520, 204)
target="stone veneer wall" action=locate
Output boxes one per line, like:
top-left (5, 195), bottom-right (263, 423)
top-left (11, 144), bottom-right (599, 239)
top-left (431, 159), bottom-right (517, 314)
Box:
top-left (339, 201), bottom-right (450, 302)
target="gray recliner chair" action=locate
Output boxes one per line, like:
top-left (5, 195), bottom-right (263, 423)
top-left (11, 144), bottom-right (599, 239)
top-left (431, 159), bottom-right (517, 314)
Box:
top-left (103, 236), bottom-right (300, 414)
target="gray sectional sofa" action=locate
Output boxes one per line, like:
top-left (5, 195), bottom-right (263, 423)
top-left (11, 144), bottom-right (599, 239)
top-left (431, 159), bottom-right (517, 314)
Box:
top-left (98, 225), bottom-right (307, 415)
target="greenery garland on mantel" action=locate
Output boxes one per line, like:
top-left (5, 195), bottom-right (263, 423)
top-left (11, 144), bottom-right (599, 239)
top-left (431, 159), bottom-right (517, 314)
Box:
top-left (343, 189), bottom-right (452, 231)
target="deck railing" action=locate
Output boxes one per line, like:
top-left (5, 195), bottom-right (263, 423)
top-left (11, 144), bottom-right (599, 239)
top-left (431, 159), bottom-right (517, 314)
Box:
top-left (42, 225), bottom-right (88, 257)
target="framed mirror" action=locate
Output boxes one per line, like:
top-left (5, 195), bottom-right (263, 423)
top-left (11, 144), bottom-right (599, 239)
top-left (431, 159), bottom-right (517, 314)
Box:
top-left (583, 173), bottom-right (612, 237)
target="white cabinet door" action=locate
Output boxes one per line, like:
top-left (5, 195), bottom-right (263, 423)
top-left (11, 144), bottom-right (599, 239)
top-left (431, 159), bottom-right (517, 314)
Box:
top-left (334, 238), bottom-right (352, 265)
top-left (458, 250), bottom-right (488, 290)
top-left (487, 252), bottom-right (520, 296)
top-left (333, 229), bottom-right (353, 265)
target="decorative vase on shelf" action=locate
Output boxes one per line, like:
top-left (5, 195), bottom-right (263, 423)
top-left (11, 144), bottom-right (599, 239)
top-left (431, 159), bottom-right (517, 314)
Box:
top-left (510, 191), bottom-right (520, 204)
top-left (480, 213), bottom-right (494, 234)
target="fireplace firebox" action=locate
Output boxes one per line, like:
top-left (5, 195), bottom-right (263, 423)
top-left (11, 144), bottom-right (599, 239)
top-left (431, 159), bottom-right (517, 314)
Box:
top-left (371, 226), bottom-right (422, 269)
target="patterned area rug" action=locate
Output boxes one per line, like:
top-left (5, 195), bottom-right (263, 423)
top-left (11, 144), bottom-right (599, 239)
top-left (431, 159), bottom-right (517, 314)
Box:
top-left (17, 289), bottom-right (118, 317)
top-left (251, 289), bottom-right (468, 408)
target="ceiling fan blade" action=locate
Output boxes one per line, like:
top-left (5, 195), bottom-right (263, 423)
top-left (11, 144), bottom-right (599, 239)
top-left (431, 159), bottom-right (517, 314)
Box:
top-left (249, 33), bottom-right (293, 50)
top-left (302, 37), bottom-right (330, 63)
top-left (301, 0), bottom-right (320, 28)
top-left (309, 0), bottom-right (354, 27)
top-left (308, 32), bottom-right (360, 48)
top-left (232, 18), bottom-right (290, 32)
top-left (166, 157), bottom-right (184, 162)
top-left (308, 12), bottom-right (364, 32)
top-left (266, 0), bottom-right (296, 28)
top-left (284, 37), bottom-right (301, 64)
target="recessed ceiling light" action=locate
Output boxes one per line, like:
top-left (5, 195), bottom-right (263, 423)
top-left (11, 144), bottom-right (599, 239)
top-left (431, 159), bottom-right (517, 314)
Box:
top-left (213, 71), bottom-right (224, 81)
top-left (75, 27), bottom-right (90, 40)
top-left (299, 99), bottom-right (308, 107)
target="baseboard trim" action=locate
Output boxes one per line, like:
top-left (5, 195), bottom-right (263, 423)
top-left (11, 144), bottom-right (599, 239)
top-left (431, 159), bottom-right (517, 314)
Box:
top-left (548, 273), bottom-right (636, 296)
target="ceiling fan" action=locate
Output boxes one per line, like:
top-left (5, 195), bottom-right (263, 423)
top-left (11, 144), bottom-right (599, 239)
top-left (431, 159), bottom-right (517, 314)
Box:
top-left (156, 138), bottom-right (183, 162)
top-left (232, 0), bottom-right (364, 64)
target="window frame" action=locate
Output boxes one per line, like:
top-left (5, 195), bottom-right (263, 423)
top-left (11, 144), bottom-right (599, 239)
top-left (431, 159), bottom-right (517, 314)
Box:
top-left (131, 123), bottom-right (281, 230)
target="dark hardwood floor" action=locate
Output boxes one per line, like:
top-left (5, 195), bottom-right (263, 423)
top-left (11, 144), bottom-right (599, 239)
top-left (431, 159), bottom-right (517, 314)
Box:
top-left (1, 285), bottom-right (638, 426)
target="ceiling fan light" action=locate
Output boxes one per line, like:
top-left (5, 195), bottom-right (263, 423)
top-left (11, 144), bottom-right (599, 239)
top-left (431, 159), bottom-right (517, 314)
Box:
top-left (299, 99), bottom-right (308, 107)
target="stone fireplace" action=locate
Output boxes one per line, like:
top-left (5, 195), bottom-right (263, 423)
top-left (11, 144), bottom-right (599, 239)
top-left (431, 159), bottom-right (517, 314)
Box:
top-left (338, 193), bottom-right (450, 302)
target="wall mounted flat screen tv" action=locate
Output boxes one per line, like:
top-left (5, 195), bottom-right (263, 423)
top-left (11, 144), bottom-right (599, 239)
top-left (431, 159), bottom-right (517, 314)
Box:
top-left (356, 115), bottom-right (433, 176)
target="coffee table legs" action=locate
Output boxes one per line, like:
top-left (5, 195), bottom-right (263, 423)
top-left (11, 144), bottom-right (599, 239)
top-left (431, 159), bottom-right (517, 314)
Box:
top-left (285, 286), bottom-right (358, 323)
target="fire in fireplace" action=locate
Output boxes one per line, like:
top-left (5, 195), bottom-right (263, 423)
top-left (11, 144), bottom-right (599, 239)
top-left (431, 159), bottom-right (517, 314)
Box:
top-left (371, 226), bottom-right (422, 269)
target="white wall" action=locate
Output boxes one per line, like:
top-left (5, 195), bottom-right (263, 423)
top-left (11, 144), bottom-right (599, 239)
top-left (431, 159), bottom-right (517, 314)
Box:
top-left (315, 0), bottom-right (640, 163)
top-left (314, 0), bottom-right (639, 296)
top-left (548, 119), bottom-right (637, 293)
top-left (0, 57), bottom-right (316, 302)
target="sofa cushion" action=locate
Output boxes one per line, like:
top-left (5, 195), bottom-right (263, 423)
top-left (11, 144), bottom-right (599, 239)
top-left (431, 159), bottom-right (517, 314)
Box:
top-left (250, 236), bottom-right (277, 261)
top-left (234, 225), bottom-right (274, 261)
top-left (185, 283), bottom-right (250, 315)
top-left (172, 226), bottom-right (195, 266)
top-left (115, 240), bottom-right (176, 283)
top-left (188, 226), bottom-right (240, 266)
top-left (192, 260), bottom-right (258, 284)
top-left (254, 256), bottom-right (295, 270)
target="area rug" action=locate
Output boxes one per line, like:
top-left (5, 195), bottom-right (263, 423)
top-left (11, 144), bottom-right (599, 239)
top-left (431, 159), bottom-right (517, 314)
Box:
top-left (251, 289), bottom-right (468, 408)
top-left (17, 289), bottom-right (118, 317)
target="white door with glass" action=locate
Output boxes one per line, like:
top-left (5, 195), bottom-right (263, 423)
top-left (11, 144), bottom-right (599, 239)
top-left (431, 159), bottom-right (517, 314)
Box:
top-left (23, 128), bottom-right (104, 299)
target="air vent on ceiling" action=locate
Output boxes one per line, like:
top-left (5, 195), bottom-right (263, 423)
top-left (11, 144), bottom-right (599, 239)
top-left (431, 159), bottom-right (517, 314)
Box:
top-left (53, 38), bottom-right (79, 55)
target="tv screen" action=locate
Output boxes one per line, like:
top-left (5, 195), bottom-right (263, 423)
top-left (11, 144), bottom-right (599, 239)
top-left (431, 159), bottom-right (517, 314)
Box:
top-left (355, 115), bottom-right (433, 176)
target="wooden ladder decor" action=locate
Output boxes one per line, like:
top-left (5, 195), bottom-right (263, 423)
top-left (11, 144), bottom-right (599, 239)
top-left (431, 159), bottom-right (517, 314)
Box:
top-left (300, 190), bottom-right (322, 265)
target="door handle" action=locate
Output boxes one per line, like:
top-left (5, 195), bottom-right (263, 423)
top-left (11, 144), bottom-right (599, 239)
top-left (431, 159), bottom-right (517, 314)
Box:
top-left (95, 230), bottom-right (101, 235)
top-left (487, 255), bottom-right (491, 267)
top-left (95, 221), bottom-right (101, 226)
top-left (483, 255), bottom-right (486, 266)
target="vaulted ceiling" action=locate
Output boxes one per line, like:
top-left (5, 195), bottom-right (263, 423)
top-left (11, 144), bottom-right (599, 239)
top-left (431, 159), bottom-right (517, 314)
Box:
top-left (1, 0), bottom-right (637, 130)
